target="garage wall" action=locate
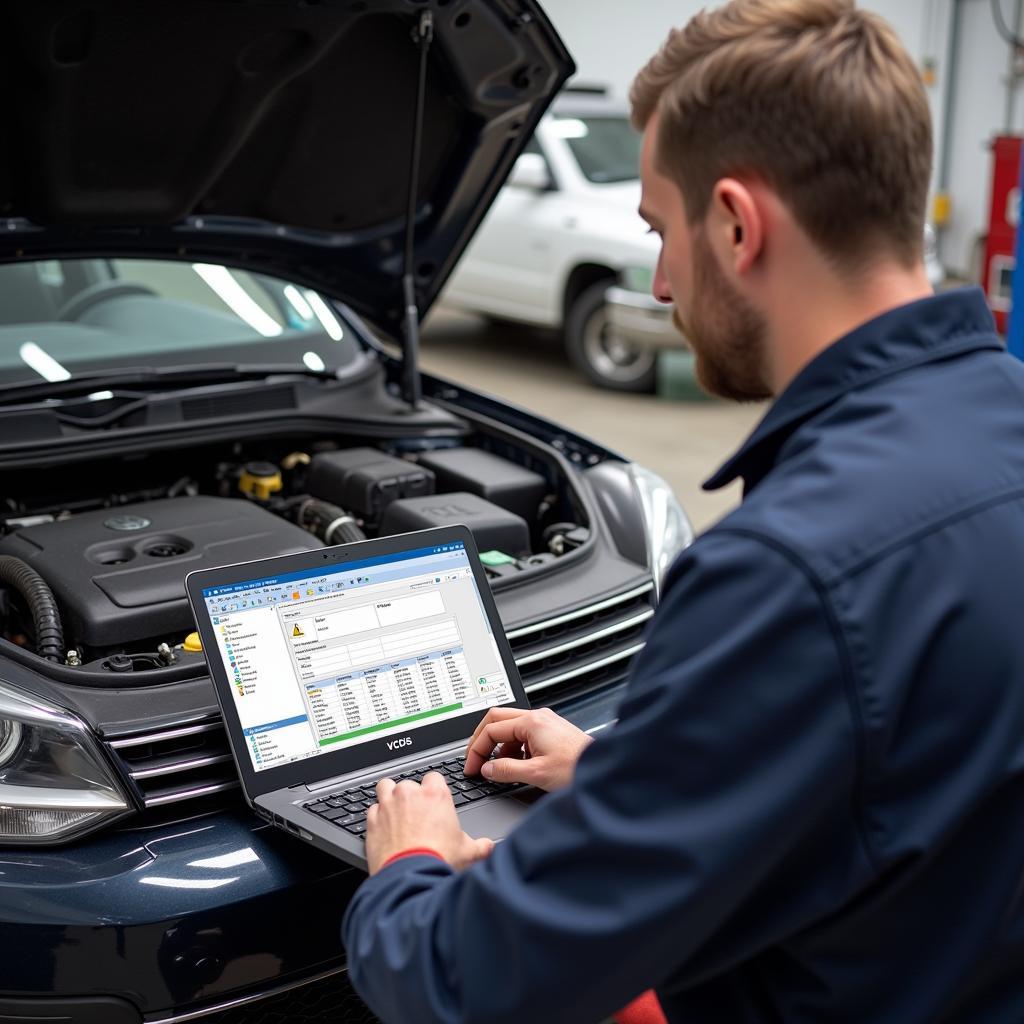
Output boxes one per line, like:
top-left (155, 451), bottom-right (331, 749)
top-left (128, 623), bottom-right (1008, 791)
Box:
top-left (539, 0), bottom-right (1024, 279)
top-left (538, 0), bottom-right (699, 103)
top-left (538, 1), bottom-right (947, 132)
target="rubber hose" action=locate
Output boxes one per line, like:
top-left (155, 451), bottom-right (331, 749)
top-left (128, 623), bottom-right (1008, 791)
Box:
top-left (298, 499), bottom-right (366, 546)
top-left (0, 556), bottom-right (65, 663)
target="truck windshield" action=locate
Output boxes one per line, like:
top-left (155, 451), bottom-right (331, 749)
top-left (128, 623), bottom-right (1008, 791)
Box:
top-left (554, 115), bottom-right (641, 184)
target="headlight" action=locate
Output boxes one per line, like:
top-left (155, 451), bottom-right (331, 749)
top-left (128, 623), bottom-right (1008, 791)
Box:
top-left (629, 464), bottom-right (694, 594)
top-left (0, 682), bottom-right (130, 845)
top-left (0, 720), bottom-right (22, 767)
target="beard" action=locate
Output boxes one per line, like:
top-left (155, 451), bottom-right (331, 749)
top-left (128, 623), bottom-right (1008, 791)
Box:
top-left (672, 230), bottom-right (773, 403)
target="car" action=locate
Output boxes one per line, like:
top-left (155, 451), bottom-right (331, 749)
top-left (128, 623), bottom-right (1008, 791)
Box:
top-left (442, 93), bottom-right (947, 395)
top-left (441, 89), bottom-right (679, 393)
top-left (0, 3), bottom-right (693, 1023)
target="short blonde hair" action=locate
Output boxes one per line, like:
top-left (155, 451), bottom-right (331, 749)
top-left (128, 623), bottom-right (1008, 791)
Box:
top-left (631, 0), bottom-right (933, 268)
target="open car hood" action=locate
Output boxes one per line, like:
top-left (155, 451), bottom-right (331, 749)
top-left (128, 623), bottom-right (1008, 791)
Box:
top-left (0, 1), bottom-right (573, 336)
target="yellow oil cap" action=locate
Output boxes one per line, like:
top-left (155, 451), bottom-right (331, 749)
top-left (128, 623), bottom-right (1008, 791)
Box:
top-left (182, 632), bottom-right (203, 653)
top-left (239, 461), bottom-right (283, 502)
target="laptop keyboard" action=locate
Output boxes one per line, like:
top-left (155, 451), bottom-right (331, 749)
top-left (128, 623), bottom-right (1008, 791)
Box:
top-left (302, 757), bottom-right (525, 839)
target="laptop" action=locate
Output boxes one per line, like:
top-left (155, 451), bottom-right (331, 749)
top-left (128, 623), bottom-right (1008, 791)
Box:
top-left (184, 525), bottom-right (537, 870)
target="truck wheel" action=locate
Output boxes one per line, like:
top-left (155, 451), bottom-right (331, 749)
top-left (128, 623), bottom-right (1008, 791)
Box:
top-left (565, 282), bottom-right (657, 393)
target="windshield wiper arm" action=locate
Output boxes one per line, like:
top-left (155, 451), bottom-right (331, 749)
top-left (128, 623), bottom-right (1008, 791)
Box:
top-left (0, 363), bottom-right (339, 407)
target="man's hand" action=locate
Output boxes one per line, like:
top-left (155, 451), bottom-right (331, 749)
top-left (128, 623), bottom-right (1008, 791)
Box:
top-left (464, 707), bottom-right (593, 792)
top-left (366, 772), bottom-right (494, 876)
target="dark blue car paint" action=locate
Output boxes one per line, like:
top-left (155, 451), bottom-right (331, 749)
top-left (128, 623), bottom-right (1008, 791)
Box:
top-left (0, 304), bottom-right (647, 1018)
top-left (0, 683), bottom-right (624, 1016)
top-left (0, 3), bottom-right (631, 1018)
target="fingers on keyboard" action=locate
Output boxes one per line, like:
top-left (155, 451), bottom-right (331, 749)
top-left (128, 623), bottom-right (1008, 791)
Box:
top-left (302, 760), bottom-right (524, 838)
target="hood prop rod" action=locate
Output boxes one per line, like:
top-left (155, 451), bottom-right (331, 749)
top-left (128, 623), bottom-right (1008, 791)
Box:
top-left (401, 9), bottom-right (434, 410)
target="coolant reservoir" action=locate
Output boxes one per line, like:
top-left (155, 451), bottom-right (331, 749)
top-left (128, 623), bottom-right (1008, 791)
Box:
top-left (238, 462), bottom-right (283, 502)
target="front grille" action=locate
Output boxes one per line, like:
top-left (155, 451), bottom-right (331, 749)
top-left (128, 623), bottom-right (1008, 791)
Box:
top-left (110, 722), bottom-right (239, 818)
top-left (508, 582), bottom-right (654, 706)
top-left (107, 581), bottom-right (655, 822)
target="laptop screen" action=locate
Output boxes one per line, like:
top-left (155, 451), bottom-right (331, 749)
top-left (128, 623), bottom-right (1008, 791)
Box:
top-left (199, 540), bottom-right (514, 773)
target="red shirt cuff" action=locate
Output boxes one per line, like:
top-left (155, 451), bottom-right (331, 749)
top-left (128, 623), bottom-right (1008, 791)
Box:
top-left (615, 989), bottom-right (668, 1024)
top-left (380, 847), bottom-right (446, 870)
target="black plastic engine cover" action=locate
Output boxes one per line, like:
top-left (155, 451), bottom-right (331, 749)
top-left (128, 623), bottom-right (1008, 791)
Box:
top-left (0, 497), bottom-right (321, 648)
top-left (416, 448), bottom-right (547, 523)
top-left (380, 492), bottom-right (530, 557)
top-left (307, 448), bottom-right (434, 523)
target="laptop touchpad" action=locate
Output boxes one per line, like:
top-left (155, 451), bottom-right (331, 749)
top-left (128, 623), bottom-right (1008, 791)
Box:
top-left (459, 798), bottom-right (530, 840)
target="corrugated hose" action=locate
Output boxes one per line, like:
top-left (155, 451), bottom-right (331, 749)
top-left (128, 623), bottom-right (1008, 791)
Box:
top-left (0, 556), bottom-right (65, 663)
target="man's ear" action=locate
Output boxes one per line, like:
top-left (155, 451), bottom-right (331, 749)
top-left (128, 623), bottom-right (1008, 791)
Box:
top-left (709, 178), bottom-right (763, 276)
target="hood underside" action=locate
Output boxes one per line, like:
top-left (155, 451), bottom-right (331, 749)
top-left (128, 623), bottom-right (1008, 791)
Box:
top-left (0, 0), bottom-right (574, 333)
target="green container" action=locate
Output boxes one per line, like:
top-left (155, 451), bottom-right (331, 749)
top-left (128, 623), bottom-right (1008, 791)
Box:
top-left (656, 349), bottom-right (712, 402)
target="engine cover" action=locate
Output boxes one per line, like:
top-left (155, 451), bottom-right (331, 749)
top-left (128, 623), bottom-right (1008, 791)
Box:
top-left (0, 497), bottom-right (321, 648)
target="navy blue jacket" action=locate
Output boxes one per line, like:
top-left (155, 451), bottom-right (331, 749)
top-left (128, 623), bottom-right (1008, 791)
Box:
top-left (342, 288), bottom-right (1024, 1023)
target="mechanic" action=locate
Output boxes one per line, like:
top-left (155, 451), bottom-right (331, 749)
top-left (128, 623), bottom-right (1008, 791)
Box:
top-left (342, 1), bottom-right (1024, 1021)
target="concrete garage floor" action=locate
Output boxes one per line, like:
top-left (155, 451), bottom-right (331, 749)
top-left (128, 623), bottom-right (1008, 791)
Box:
top-left (421, 307), bottom-right (765, 535)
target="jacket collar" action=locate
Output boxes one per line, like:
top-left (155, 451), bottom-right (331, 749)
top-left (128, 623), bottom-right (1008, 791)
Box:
top-left (704, 287), bottom-right (1003, 494)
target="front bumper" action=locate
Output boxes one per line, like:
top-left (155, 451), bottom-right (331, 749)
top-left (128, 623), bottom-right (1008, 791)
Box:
top-left (0, 808), bottom-right (359, 1021)
top-left (605, 286), bottom-right (686, 352)
top-left (0, 684), bottom-right (626, 1022)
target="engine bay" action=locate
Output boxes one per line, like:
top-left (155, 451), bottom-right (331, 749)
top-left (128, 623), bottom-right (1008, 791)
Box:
top-left (0, 436), bottom-right (589, 677)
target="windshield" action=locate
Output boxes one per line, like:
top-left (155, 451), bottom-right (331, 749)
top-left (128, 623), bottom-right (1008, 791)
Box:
top-left (0, 258), bottom-right (359, 387)
top-left (553, 115), bottom-right (641, 184)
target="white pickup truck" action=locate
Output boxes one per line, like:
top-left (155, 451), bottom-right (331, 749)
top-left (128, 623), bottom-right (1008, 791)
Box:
top-left (442, 92), bottom-right (676, 393)
top-left (442, 90), bottom-right (945, 394)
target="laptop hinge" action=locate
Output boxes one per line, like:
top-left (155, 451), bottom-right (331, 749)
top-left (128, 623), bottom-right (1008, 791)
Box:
top-left (299, 739), bottom-right (460, 793)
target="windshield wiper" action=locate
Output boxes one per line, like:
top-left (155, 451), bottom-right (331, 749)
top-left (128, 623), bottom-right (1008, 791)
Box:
top-left (0, 363), bottom-right (340, 407)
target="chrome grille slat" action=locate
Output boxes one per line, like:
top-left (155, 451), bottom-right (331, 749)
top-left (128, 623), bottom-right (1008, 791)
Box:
top-left (129, 753), bottom-right (233, 780)
top-left (109, 722), bottom-right (222, 749)
top-left (514, 609), bottom-right (654, 667)
top-left (525, 643), bottom-right (646, 695)
top-left (144, 780), bottom-right (240, 808)
top-left (108, 581), bottom-right (656, 821)
top-left (505, 582), bottom-right (654, 641)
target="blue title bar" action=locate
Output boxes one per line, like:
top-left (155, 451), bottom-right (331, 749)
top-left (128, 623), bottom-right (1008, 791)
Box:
top-left (202, 542), bottom-right (467, 598)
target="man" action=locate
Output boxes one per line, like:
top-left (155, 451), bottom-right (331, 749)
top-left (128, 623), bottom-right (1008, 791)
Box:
top-left (342, 1), bottom-right (1024, 1021)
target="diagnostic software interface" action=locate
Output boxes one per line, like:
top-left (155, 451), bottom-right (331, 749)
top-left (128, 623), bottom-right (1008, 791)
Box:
top-left (201, 541), bottom-right (514, 772)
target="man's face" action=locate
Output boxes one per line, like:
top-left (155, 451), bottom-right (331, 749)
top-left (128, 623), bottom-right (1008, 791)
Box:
top-left (639, 118), bottom-right (772, 402)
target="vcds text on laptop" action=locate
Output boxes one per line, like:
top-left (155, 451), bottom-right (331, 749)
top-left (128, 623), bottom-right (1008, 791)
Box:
top-left (185, 525), bottom-right (537, 870)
